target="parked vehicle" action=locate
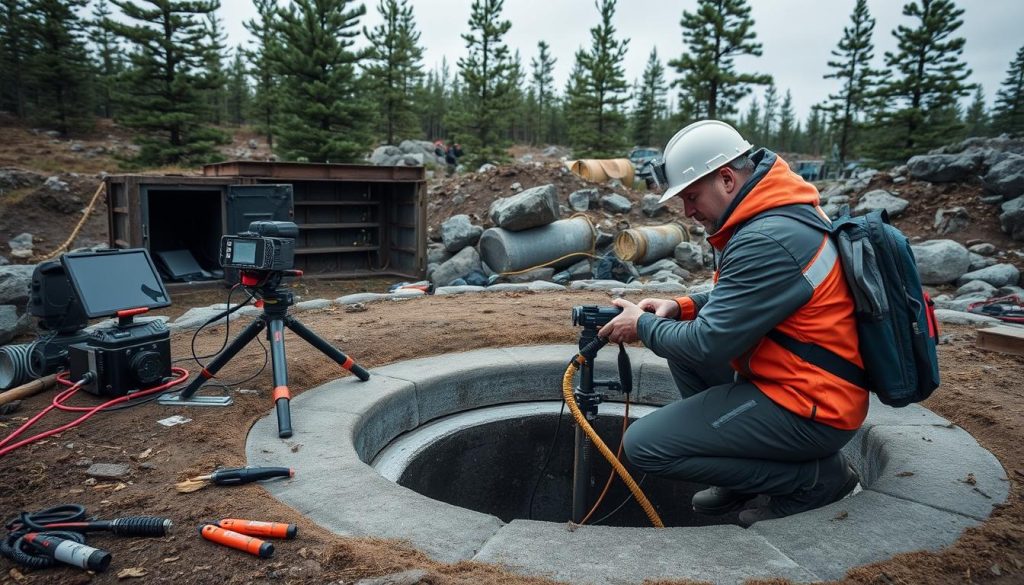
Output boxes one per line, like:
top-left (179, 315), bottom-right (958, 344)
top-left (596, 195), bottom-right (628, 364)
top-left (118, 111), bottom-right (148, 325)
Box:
top-left (629, 146), bottom-right (662, 187)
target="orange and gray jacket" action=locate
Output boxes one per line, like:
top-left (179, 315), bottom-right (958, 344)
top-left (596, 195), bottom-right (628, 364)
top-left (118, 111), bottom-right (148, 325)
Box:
top-left (637, 149), bottom-right (868, 431)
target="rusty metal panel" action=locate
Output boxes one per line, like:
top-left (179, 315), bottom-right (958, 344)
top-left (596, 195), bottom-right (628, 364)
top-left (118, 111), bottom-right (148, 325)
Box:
top-left (203, 160), bottom-right (425, 182)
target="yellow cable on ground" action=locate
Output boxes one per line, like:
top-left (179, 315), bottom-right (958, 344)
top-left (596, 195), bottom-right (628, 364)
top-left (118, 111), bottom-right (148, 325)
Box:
top-left (563, 354), bottom-right (664, 528)
top-left (39, 182), bottom-right (106, 261)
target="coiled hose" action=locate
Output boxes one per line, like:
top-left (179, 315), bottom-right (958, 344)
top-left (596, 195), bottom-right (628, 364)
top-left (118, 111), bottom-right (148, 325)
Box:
top-left (563, 354), bottom-right (664, 528)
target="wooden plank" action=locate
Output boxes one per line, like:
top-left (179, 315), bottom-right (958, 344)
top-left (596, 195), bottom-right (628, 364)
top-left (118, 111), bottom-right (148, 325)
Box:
top-left (976, 326), bottom-right (1024, 356)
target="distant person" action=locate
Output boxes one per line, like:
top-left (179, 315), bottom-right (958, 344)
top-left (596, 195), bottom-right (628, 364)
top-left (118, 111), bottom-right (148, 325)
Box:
top-left (445, 142), bottom-right (462, 176)
top-left (598, 120), bottom-right (864, 526)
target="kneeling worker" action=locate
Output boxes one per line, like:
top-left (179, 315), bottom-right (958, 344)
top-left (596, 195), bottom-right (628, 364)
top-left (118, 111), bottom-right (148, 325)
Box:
top-left (599, 120), bottom-right (863, 526)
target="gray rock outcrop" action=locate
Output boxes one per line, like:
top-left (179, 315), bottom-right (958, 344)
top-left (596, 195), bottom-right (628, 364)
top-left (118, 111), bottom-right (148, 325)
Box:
top-left (999, 196), bottom-right (1024, 241)
top-left (568, 188), bottom-right (598, 212)
top-left (601, 193), bottom-right (633, 214)
top-left (430, 246), bottom-right (482, 287)
top-left (854, 190), bottom-right (909, 217)
top-left (641, 194), bottom-right (664, 217)
top-left (488, 184), bottom-right (559, 231)
top-left (955, 263), bottom-right (1020, 288)
top-left (7, 233), bottom-right (33, 260)
top-left (933, 207), bottom-right (969, 235)
top-left (440, 214), bottom-right (483, 253)
top-left (911, 240), bottom-right (970, 285)
top-left (907, 152), bottom-right (982, 183)
top-left (673, 242), bottom-right (704, 272)
top-left (0, 265), bottom-right (34, 306)
top-left (983, 153), bottom-right (1024, 198)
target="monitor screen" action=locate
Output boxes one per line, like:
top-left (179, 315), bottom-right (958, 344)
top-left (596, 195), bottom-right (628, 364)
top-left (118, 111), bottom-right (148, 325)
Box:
top-left (232, 240), bottom-right (257, 265)
top-left (61, 249), bottom-right (172, 318)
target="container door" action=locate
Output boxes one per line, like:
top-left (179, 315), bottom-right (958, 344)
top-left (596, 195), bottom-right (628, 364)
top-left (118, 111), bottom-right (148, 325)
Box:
top-left (225, 184), bottom-right (294, 236)
top-left (224, 184), bottom-right (294, 283)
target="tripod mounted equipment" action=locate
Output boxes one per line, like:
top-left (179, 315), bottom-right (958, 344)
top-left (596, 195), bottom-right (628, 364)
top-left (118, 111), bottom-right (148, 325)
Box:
top-left (160, 268), bottom-right (370, 438)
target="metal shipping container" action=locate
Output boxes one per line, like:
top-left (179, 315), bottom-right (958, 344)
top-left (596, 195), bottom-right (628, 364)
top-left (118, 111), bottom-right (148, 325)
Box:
top-left (105, 161), bottom-right (426, 285)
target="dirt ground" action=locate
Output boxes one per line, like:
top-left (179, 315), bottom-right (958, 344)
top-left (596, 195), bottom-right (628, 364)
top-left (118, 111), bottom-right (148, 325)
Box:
top-left (0, 289), bottom-right (1022, 585)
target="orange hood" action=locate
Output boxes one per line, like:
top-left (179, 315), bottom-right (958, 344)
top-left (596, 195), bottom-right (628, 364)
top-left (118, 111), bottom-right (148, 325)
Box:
top-left (707, 151), bottom-right (821, 251)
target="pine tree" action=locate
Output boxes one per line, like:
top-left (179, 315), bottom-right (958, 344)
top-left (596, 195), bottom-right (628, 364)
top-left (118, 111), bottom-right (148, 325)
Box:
top-left (90, 0), bottom-right (123, 119)
top-left (363, 0), bottom-right (424, 145)
top-left (225, 46), bottom-right (249, 125)
top-left (530, 40), bottom-right (556, 144)
top-left (202, 11), bottom-right (228, 125)
top-left (451, 0), bottom-right (515, 165)
top-left (805, 106), bottom-right (825, 156)
top-left (272, 0), bottom-right (371, 162)
top-left (631, 48), bottom-right (666, 147)
top-left (964, 85), bottom-right (988, 137)
top-left (739, 96), bottom-right (761, 145)
top-left (25, 0), bottom-right (94, 135)
top-left (760, 82), bottom-right (779, 144)
top-left (668, 0), bottom-right (771, 120)
top-left (417, 60), bottom-right (450, 140)
top-left (108, 0), bottom-right (227, 165)
top-left (564, 50), bottom-right (596, 151)
top-left (506, 49), bottom-right (529, 143)
top-left (243, 0), bottom-right (280, 149)
top-left (993, 44), bottom-right (1024, 135)
top-left (0, 0), bottom-right (32, 117)
top-left (871, 0), bottom-right (973, 162)
top-left (777, 89), bottom-right (796, 151)
top-left (571, 0), bottom-right (630, 157)
top-left (821, 0), bottom-right (878, 169)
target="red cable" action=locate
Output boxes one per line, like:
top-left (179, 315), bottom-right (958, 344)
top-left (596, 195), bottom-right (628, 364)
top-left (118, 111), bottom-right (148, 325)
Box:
top-left (0, 367), bottom-right (189, 458)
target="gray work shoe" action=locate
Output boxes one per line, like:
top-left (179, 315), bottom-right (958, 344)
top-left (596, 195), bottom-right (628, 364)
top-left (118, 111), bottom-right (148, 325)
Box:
top-left (738, 459), bottom-right (860, 527)
top-left (692, 486), bottom-right (757, 515)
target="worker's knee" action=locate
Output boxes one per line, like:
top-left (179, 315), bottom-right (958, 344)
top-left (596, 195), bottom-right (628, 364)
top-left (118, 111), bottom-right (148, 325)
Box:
top-left (623, 422), bottom-right (682, 474)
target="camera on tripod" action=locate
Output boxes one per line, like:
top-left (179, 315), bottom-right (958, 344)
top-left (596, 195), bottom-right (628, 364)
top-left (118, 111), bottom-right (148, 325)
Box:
top-left (219, 221), bottom-right (297, 272)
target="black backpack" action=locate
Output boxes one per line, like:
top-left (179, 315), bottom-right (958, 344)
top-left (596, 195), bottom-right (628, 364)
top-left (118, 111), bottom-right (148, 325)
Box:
top-left (764, 206), bottom-right (941, 407)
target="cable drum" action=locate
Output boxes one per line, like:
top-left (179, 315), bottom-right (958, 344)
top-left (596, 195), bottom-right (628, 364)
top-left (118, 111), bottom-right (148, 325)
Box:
top-left (0, 342), bottom-right (37, 390)
top-left (613, 224), bottom-right (689, 265)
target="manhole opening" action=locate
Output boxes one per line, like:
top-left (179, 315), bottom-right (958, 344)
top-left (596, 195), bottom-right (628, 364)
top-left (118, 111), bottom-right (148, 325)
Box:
top-left (393, 410), bottom-right (745, 528)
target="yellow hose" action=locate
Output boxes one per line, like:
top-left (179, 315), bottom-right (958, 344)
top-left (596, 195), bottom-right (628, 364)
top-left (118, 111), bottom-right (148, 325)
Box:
top-left (563, 355), bottom-right (664, 528)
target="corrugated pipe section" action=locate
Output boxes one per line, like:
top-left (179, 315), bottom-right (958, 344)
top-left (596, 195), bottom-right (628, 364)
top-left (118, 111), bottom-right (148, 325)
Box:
top-left (614, 224), bottom-right (689, 265)
top-left (0, 342), bottom-right (37, 390)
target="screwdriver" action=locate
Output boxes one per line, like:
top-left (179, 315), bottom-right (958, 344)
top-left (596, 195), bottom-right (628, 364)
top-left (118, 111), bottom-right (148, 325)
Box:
top-left (215, 519), bottom-right (297, 539)
top-left (176, 466), bottom-right (294, 493)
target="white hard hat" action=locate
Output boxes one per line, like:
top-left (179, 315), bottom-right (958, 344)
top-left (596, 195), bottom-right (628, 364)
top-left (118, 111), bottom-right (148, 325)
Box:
top-left (655, 120), bottom-right (753, 204)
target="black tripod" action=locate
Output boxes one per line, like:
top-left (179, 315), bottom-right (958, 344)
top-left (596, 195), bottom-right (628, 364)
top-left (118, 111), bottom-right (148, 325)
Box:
top-left (570, 329), bottom-right (632, 523)
top-left (164, 270), bottom-right (369, 438)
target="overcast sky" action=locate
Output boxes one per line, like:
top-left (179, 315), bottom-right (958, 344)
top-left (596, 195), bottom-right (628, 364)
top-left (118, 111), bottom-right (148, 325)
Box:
top-left (215, 0), bottom-right (1022, 121)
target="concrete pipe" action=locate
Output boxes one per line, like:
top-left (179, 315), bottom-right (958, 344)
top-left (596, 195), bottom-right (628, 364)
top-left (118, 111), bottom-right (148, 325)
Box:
top-left (0, 342), bottom-right (36, 391)
top-left (479, 216), bottom-right (596, 274)
top-left (614, 224), bottom-right (689, 264)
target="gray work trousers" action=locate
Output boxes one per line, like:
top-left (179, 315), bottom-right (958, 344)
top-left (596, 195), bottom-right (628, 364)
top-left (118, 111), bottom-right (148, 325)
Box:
top-left (623, 360), bottom-right (857, 496)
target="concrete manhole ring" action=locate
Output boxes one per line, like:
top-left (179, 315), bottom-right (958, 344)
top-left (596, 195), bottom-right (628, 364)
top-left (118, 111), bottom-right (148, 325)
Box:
top-left (246, 345), bottom-right (1009, 584)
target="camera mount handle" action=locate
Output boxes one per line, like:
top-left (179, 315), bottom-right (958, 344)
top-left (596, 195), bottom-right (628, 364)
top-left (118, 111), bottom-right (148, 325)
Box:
top-left (571, 328), bottom-right (632, 524)
top-left (159, 272), bottom-right (370, 438)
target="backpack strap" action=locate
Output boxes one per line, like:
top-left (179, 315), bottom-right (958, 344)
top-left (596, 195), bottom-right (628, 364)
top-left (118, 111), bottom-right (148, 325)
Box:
top-left (748, 204), bottom-right (869, 391)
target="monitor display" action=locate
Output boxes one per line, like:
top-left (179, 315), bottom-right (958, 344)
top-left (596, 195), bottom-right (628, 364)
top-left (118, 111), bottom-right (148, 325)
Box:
top-left (61, 249), bottom-right (172, 318)
top-left (232, 240), bottom-right (257, 265)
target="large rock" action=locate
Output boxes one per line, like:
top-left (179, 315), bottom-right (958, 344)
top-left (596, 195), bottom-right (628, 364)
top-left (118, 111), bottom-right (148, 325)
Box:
top-left (673, 242), bottom-right (704, 272)
top-left (369, 145), bottom-right (401, 165)
top-left (907, 153), bottom-right (982, 183)
top-left (955, 280), bottom-right (997, 298)
top-left (440, 214), bottom-right (483, 253)
top-left (854, 190), bottom-right (909, 217)
top-left (427, 243), bottom-right (451, 265)
top-left (430, 246), bottom-right (482, 287)
top-left (568, 188), bottom-right (597, 212)
top-left (0, 304), bottom-right (26, 345)
top-left (911, 240), bottom-right (970, 285)
top-left (641, 194), bottom-right (664, 217)
top-left (7, 233), bottom-right (33, 260)
top-left (955, 263), bottom-right (1020, 288)
top-left (968, 252), bottom-right (996, 271)
top-left (600, 193), bottom-right (633, 214)
top-left (488, 184), bottom-right (559, 231)
top-left (999, 196), bottom-right (1024, 241)
top-left (0, 264), bottom-right (34, 306)
top-left (983, 153), bottom-right (1024, 198)
top-left (933, 207), bottom-right (969, 235)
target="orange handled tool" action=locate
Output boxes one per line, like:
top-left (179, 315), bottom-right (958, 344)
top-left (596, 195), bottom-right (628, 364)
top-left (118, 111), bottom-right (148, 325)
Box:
top-left (215, 519), bottom-right (297, 540)
top-left (199, 524), bottom-right (274, 558)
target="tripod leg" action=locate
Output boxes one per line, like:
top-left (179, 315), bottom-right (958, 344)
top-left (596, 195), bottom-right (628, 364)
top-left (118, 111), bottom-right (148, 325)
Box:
top-left (178, 319), bottom-right (267, 400)
top-left (284, 316), bottom-right (370, 381)
top-left (267, 318), bottom-right (293, 438)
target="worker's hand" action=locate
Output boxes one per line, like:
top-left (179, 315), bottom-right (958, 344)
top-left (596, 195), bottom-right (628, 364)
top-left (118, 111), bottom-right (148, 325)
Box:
top-left (598, 298), bottom-right (644, 344)
top-left (637, 297), bottom-right (680, 319)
